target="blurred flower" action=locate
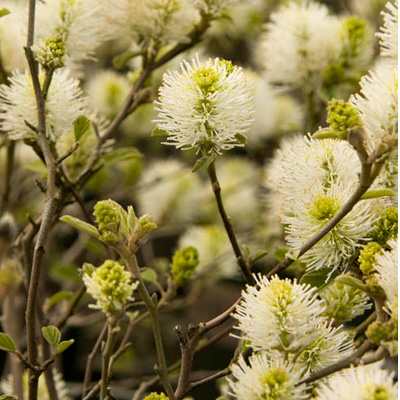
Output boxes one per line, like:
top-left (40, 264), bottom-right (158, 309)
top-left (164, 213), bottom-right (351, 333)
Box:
top-left (350, 0), bottom-right (388, 27)
top-left (0, 69), bottom-right (87, 141)
top-left (228, 352), bottom-right (308, 400)
top-left (350, 63), bottom-right (398, 155)
top-left (154, 57), bottom-right (254, 155)
top-left (178, 225), bottom-right (236, 279)
top-left (375, 238), bottom-right (398, 313)
top-left (0, 1), bottom-right (27, 72)
top-left (283, 182), bottom-right (374, 273)
top-left (260, 1), bottom-right (341, 91)
top-left (36, 0), bottom-right (110, 67)
top-left (296, 322), bottom-right (353, 375)
top-left (82, 260), bottom-right (138, 315)
top-left (85, 70), bottom-right (130, 118)
top-left (315, 362), bottom-right (398, 400)
top-left (170, 246), bottom-right (199, 285)
top-left (377, 1), bottom-right (398, 63)
top-left (321, 282), bottom-right (371, 323)
top-left (137, 159), bottom-right (202, 225)
top-left (233, 275), bottom-right (325, 352)
top-left (1, 369), bottom-right (71, 400)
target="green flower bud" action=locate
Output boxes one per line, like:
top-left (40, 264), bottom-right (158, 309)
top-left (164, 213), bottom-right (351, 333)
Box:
top-left (326, 99), bottom-right (362, 139)
top-left (366, 321), bottom-right (395, 345)
top-left (136, 214), bottom-right (157, 239)
top-left (171, 246), bottom-right (199, 286)
top-left (82, 260), bottom-right (138, 315)
top-left (143, 393), bottom-right (169, 400)
top-left (370, 207), bottom-right (398, 246)
top-left (359, 242), bottom-right (382, 274)
top-left (93, 200), bottom-right (125, 243)
top-left (35, 35), bottom-right (66, 69)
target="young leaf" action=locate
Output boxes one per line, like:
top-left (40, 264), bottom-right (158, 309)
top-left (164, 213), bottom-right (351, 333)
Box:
top-left (57, 339), bottom-right (74, 353)
top-left (335, 275), bottom-right (367, 292)
top-left (45, 291), bottom-right (73, 310)
top-left (360, 189), bottom-right (395, 200)
top-left (113, 50), bottom-right (142, 69)
top-left (141, 268), bottom-right (157, 284)
top-left (0, 333), bottom-right (16, 353)
top-left (0, 8), bottom-right (10, 18)
top-left (42, 326), bottom-right (61, 347)
top-left (0, 395), bottom-right (18, 400)
top-left (103, 147), bottom-right (142, 164)
top-left (73, 115), bottom-right (91, 141)
top-left (60, 215), bottom-right (99, 238)
top-left (192, 156), bottom-right (215, 172)
top-left (235, 133), bottom-right (247, 145)
top-left (151, 127), bottom-right (168, 137)
top-left (252, 250), bottom-right (269, 263)
top-left (299, 268), bottom-right (339, 291)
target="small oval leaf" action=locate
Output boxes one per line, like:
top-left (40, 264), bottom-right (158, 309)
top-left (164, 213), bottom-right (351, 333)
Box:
top-left (141, 268), bottom-right (157, 284)
top-left (60, 215), bottom-right (99, 238)
top-left (0, 395), bottom-right (18, 400)
top-left (57, 339), bottom-right (74, 353)
top-left (42, 326), bottom-right (61, 347)
top-left (299, 268), bottom-right (339, 291)
top-left (0, 333), bottom-right (16, 352)
top-left (192, 156), bottom-right (215, 172)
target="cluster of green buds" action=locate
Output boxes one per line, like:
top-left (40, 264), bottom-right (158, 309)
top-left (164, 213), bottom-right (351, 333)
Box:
top-left (82, 260), bottom-right (139, 315)
top-left (61, 199), bottom-right (157, 252)
top-left (34, 35), bottom-right (67, 70)
top-left (315, 99), bottom-right (362, 140)
top-left (143, 393), bottom-right (169, 400)
top-left (170, 246), bottom-right (199, 286)
top-left (366, 316), bottom-right (398, 355)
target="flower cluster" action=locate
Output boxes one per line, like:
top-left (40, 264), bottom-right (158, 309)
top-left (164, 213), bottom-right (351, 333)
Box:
top-left (154, 57), bottom-right (254, 155)
top-left (82, 260), bottom-right (138, 315)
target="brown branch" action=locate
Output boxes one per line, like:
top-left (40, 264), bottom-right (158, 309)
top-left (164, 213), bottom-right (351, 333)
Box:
top-left (0, 139), bottom-right (16, 218)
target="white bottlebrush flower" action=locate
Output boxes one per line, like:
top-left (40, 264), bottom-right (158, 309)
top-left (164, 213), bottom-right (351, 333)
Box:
top-left (36, 0), bottom-right (110, 67)
top-left (350, 63), bottom-right (398, 155)
top-left (228, 352), bottom-right (309, 400)
top-left (260, 1), bottom-right (341, 91)
top-left (283, 182), bottom-right (374, 273)
top-left (315, 362), bottom-right (398, 400)
top-left (178, 225), bottom-right (236, 279)
top-left (377, 1), bottom-right (398, 63)
top-left (0, 69), bottom-right (87, 142)
top-left (85, 70), bottom-right (130, 118)
top-left (136, 159), bottom-right (201, 225)
top-left (321, 281), bottom-right (371, 323)
top-left (233, 275), bottom-right (325, 352)
top-left (0, 1), bottom-right (27, 72)
top-left (82, 260), bottom-right (139, 315)
top-left (375, 238), bottom-right (398, 311)
top-left (296, 321), bottom-right (354, 375)
top-left (1, 369), bottom-right (71, 400)
top-left (154, 57), bottom-right (254, 155)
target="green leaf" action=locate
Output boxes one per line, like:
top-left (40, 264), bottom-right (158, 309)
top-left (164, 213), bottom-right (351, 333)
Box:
top-left (274, 247), bottom-right (289, 261)
top-left (60, 215), bottom-right (99, 238)
top-left (73, 115), bottom-right (91, 141)
top-left (361, 189), bottom-right (395, 200)
top-left (299, 268), bottom-right (339, 291)
top-left (0, 8), bottom-right (10, 18)
top-left (45, 291), bottom-right (73, 309)
top-left (57, 339), bottom-right (74, 353)
top-left (335, 275), bottom-right (368, 292)
top-left (0, 395), bottom-right (18, 400)
top-left (49, 264), bottom-right (81, 283)
top-left (192, 156), bottom-right (215, 172)
top-left (82, 262), bottom-right (96, 277)
top-left (113, 50), bottom-right (142, 69)
top-left (235, 133), bottom-right (247, 145)
top-left (151, 127), bottom-right (168, 137)
top-left (141, 268), bottom-right (157, 284)
top-left (0, 333), bottom-right (16, 352)
top-left (103, 147), bottom-right (142, 164)
top-left (42, 326), bottom-right (61, 347)
top-left (252, 250), bottom-right (269, 263)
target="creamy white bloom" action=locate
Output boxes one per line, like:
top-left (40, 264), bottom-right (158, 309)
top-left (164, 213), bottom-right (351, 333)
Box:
top-left (137, 159), bottom-right (201, 225)
top-left (154, 57), bottom-right (254, 154)
top-left (283, 181), bottom-right (374, 273)
top-left (103, 0), bottom-right (200, 44)
top-left (82, 260), bottom-right (138, 314)
top-left (260, 1), bottom-right (341, 90)
top-left (36, 0), bottom-right (110, 67)
top-left (1, 369), bottom-right (71, 400)
top-left (85, 70), bottom-right (130, 118)
top-left (228, 352), bottom-right (309, 400)
top-left (315, 362), bottom-right (398, 400)
top-left (0, 69), bottom-right (87, 142)
top-left (350, 63), bottom-right (398, 154)
top-left (321, 281), bottom-right (371, 323)
top-left (296, 321), bottom-right (354, 375)
top-left (0, 1), bottom-right (27, 72)
top-left (178, 225), bottom-right (236, 279)
top-left (377, 1), bottom-right (398, 62)
top-left (375, 238), bottom-right (398, 309)
top-left (233, 275), bottom-right (325, 352)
